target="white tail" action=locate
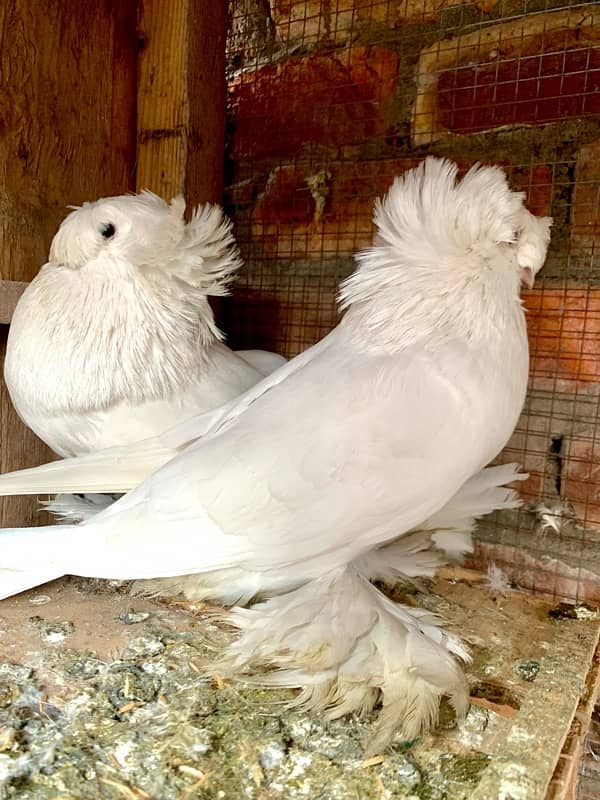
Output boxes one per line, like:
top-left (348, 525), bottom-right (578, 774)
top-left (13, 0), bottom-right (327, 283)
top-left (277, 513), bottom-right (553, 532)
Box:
top-left (42, 493), bottom-right (116, 522)
top-left (0, 381), bottom-right (263, 501)
top-left (426, 462), bottom-right (526, 558)
top-left (0, 524), bottom-right (76, 599)
top-left (214, 566), bottom-right (469, 755)
top-left (0, 438), bottom-right (174, 497)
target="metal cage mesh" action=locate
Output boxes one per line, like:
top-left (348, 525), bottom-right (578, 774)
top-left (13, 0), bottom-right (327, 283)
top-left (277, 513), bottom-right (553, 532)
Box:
top-left (223, 0), bottom-right (600, 606)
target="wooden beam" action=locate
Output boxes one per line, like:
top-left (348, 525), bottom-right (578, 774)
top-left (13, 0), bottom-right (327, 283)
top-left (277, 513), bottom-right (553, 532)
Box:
top-left (0, 1), bottom-right (137, 284)
top-left (0, 281), bottom-right (27, 325)
top-left (0, 0), bottom-right (138, 526)
top-left (136, 0), bottom-right (228, 206)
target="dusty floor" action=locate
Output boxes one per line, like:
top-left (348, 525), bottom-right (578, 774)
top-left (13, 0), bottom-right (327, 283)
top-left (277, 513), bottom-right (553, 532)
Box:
top-left (0, 574), bottom-right (598, 800)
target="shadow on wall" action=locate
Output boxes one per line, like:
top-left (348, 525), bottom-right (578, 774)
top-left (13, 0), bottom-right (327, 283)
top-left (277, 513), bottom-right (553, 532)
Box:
top-left (218, 291), bottom-right (284, 355)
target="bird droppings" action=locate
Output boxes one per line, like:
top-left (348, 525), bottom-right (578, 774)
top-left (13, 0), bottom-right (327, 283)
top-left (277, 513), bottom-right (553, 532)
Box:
top-left (27, 616), bottom-right (75, 645)
top-left (28, 596), bottom-right (51, 607)
top-left (0, 684), bottom-right (19, 711)
top-left (549, 602), bottom-right (599, 621)
top-left (118, 610), bottom-right (151, 625)
top-left (0, 576), bottom-right (597, 799)
top-left (123, 634), bottom-right (165, 658)
top-left (440, 753), bottom-right (491, 785)
top-left (513, 661), bottom-right (540, 683)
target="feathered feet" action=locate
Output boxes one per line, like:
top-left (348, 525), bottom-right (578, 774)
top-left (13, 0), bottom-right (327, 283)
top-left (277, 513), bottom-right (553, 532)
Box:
top-left (213, 567), bottom-right (469, 756)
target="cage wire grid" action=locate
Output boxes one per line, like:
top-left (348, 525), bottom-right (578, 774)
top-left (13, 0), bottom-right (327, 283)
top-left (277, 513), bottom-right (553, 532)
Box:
top-left (222, 0), bottom-right (600, 616)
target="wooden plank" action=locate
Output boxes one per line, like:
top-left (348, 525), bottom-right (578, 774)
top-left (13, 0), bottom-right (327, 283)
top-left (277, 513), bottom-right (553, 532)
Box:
top-left (0, 1), bottom-right (137, 283)
top-left (136, 0), bottom-right (228, 205)
top-left (470, 614), bottom-right (600, 800)
top-left (427, 578), bottom-right (600, 800)
top-left (0, 280), bottom-right (27, 325)
top-left (547, 640), bottom-right (600, 799)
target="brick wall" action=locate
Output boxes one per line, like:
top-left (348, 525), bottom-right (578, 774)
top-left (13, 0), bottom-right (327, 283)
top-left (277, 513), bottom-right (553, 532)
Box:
top-left (224, 1), bottom-right (600, 595)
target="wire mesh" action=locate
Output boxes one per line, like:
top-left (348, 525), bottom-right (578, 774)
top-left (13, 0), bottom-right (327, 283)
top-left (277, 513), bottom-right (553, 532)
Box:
top-left (223, 0), bottom-right (600, 605)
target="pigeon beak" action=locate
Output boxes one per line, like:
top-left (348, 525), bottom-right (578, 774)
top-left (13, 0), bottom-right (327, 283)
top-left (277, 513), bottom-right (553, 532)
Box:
top-left (520, 266), bottom-right (535, 290)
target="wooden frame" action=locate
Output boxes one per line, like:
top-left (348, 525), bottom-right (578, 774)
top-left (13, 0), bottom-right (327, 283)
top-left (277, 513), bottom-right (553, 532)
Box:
top-left (0, 281), bottom-right (27, 325)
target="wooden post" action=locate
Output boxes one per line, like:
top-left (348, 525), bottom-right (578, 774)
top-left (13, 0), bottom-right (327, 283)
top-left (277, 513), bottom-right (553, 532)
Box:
top-left (0, 0), bottom-right (138, 526)
top-left (136, 0), bottom-right (228, 206)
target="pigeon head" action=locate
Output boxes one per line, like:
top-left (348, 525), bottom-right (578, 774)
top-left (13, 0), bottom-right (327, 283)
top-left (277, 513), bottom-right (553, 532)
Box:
top-left (49, 191), bottom-right (186, 270)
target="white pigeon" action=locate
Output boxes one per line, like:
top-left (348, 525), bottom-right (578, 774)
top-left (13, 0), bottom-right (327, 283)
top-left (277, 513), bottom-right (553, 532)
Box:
top-left (4, 191), bottom-right (285, 459)
top-left (0, 159), bottom-right (552, 751)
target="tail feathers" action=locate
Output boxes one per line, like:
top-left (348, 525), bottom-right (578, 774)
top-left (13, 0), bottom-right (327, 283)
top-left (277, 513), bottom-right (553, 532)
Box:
top-left (0, 395), bottom-right (247, 499)
top-left (0, 525), bottom-right (74, 600)
top-left (0, 568), bottom-right (63, 600)
top-left (429, 463), bottom-right (525, 559)
top-left (423, 463), bottom-right (525, 531)
top-left (359, 464), bottom-right (526, 581)
top-left (43, 493), bottom-right (117, 522)
top-left (214, 567), bottom-right (469, 755)
top-left (0, 438), bottom-right (174, 497)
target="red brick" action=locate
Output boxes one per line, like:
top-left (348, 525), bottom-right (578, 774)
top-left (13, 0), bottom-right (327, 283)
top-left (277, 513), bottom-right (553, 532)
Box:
top-left (224, 285), bottom-right (339, 359)
top-left (562, 438), bottom-right (600, 528)
top-left (523, 288), bottom-right (600, 393)
top-left (229, 46), bottom-right (399, 160)
top-left (497, 422), bottom-right (550, 503)
top-left (509, 165), bottom-right (554, 217)
top-left (413, 10), bottom-right (600, 145)
top-left (357, 0), bottom-right (499, 26)
top-left (355, 0), bottom-right (489, 26)
top-left (247, 158), bottom-right (420, 259)
top-left (571, 141), bottom-right (600, 255)
top-left (436, 42), bottom-right (600, 135)
top-left (517, 472), bottom-right (545, 501)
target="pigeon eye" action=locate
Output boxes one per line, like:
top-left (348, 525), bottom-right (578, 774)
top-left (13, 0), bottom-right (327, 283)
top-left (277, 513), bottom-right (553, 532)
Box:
top-left (99, 223), bottom-right (116, 239)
